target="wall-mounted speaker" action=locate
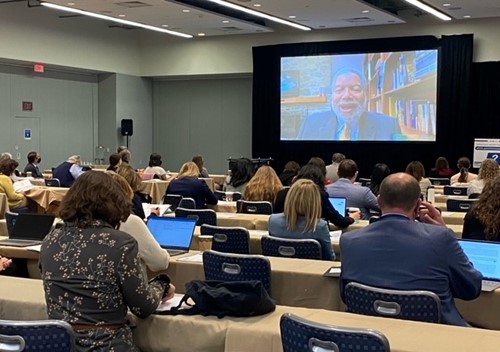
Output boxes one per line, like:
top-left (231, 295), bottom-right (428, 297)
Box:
top-left (121, 119), bottom-right (133, 136)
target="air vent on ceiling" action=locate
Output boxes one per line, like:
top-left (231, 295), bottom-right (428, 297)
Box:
top-left (219, 26), bottom-right (243, 31)
top-left (344, 17), bottom-right (375, 23)
top-left (115, 1), bottom-right (152, 8)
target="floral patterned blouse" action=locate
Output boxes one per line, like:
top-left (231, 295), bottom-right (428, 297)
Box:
top-left (40, 220), bottom-right (165, 351)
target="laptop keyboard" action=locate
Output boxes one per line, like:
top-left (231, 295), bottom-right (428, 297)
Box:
top-left (481, 280), bottom-right (500, 292)
top-left (166, 249), bottom-right (188, 256)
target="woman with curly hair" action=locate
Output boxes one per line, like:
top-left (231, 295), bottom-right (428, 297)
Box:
top-left (467, 159), bottom-right (500, 196)
top-left (463, 176), bottom-right (500, 241)
top-left (243, 165), bottom-right (284, 205)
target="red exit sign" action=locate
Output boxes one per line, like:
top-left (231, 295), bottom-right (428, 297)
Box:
top-left (22, 101), bottom-right (33, 111)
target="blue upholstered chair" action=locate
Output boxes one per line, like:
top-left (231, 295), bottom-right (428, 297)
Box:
top-left (236, 200), bottom-right (273, 215)
top-left (443, 185), bottom-right (468, 196)
top-left (163, 194), bottom-right (183, 211)
top-left (202, 250), bottom-right (271, 293)
top-left (358, 177), bottom-right (371, 187)
top-left (175, 207), bottom-right (217, 226)
top-left (280, 313), bottom-right (390, 352)
top-left (261, 236), bottom-right (322, 260)
top-left (5, 211), bottom-right (18, 237)
top-left (344, 282), bottom-right (441, 323)
top-left (446, 199), bottom-right (476, 212)
top-left (200, 224), bottom-right (250, 254)
top-left (214, 191), bottom-right (242, 201)
top-left (44, 178), bottom-right (61, 187)
top-left (0, 319), bottom-right (74, 352)
top-left (429, 177), bottom-right (451, 186)
top-left (179, 197), bottom-right (196, 209)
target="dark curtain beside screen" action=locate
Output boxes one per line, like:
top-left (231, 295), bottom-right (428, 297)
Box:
top-left (470, 61), bottom-right (500, 140)
top-left (252, 34), bottom-right (473, 177)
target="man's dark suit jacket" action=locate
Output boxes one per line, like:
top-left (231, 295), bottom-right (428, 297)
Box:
top-left (296, 110), bottom-right (402, 140)
top-left (340, 214), bottom-right (482, 326)
top-left (23, 163), bottom-right (43, 178)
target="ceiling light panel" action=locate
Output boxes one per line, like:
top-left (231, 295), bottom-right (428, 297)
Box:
top-left (225, 0), bottom-right (404, 29)
top-left (42, 0), bottom-right (272, 36)
top-left (425, 0), bottom-right (500, 19)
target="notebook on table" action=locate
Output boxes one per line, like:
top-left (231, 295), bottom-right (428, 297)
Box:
top-left (328, 197), bottom-right (347, 216)
top-left (0, 213), bottom-right (55, 247)
top-left (458, 239), bottom-right (500, 292)
top-left (146, 217), bottom-right (197, 256)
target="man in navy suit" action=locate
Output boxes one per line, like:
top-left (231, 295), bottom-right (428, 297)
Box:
top-left (340, 173), bottom-right (482, 326)
top-left (296, 68), bottom-right (401, 141)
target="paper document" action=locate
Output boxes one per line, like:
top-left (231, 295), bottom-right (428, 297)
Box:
top-left (176, 253), bottom-right (203, 263)
top-left (14, 179), bottom-right (35, 193)
top-left (156, 294), bottom-right (184, 312)
top-left (26, 244), bottom-right (42, 252)
top-left (142, 204), bottom-right (171, 218)
top-left (329, 230), bottom-right (342, 241)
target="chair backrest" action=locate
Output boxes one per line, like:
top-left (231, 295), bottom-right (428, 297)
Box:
top-left (429, 177), bottom-right (451, 185)
top-left (202, 250), bottom-right (271, 293)
top-left (200, 224), bottom-right (250, 254)
top-left (344, 282), bottom-right (441, 323)
top-left (0, 319), bottom-right (74, 352)
top-left (175, 207), bottom-right (217, 226)
top-left (44, 178), bottom-right (61, 187)
top-left (179, 197), bottom-right (196, 209)
top-left (214, 191), bottom-right (242, 201)
top-left (280, 313), bottom-right (390, 352)
top-left (5, 211), bottom-right (18, 237)
top-left (163, 194), bottom-right (183, 211)
top-left (443, 186), bottom-right (468, 196)
top-left (236, 200), bottom-right (273, 215)
top-left (358, 177), bottom-right (371, 187)
top-left (446, 198), bottom-right (476, 212)
top-left (261, 236), bottom-right (322, 260)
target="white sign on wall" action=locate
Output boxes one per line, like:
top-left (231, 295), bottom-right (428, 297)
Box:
top-left (473, 138), bottom-right (500, 168)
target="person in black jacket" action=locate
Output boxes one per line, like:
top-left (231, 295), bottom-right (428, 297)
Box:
top-left (274, 164), bottom-right (358, 228)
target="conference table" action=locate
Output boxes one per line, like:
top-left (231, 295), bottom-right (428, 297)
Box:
top-left (24, 186), bottom-right (69, 214)
top-left (2, 276), bottom-right (500, 352)
top-left (1, 241), bottom-right (500, 330)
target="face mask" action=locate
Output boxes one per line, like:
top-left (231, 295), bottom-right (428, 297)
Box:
top-left (37, 157), bottom-right (41, 163)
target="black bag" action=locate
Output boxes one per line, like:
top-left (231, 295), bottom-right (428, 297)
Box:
top-left (158, 280), bottom-right (276, 318)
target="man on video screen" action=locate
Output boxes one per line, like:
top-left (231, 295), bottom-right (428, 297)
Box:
top-left (296, 68), bottom-right (401, 141)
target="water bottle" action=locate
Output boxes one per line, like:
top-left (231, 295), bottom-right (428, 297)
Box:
top-left (427, 186), bottom-right (435, 204)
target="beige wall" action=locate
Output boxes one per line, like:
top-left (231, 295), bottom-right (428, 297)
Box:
top-left (0, 2), bottom-right (499, 76)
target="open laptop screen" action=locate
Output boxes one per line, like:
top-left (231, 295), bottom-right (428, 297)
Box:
top-left (146, 217), bottom-right (196, 250)
top-left (328, 197), bottom-right (347, 216)
top-left (458, 239), bottom-right (500, 281)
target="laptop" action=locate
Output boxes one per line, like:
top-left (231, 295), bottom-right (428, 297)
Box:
top-left (146, 217), bottom-right (197, 256)
top-left (458, 239), bottom-right (500, 292)
top-left (0, 213), bottom-right (55, 247)
top-left (329, 197), bottom-right (347, 216)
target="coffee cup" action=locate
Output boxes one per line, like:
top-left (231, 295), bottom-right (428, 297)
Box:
top-left (198, 235), bottom-right (213, 251)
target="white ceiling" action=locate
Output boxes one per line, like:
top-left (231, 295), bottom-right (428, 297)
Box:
top-left (32, 0), bottom-right (500, 37)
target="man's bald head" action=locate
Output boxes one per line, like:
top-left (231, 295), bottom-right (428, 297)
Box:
top-left (379, 173), bottom-right (421, 212)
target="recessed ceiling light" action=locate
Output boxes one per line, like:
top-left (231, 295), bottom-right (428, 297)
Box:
top-left (222, 20), bottom-right (230, 23)
top-left (161, 24), bottom-right (169, 27)
top-left (463, 15), bottom-right (471, 18)
top-left (182, 9), bottom-right (190, 13)
top-left (288, 15), bottom-right (296, 19)
top-left (253, 3), bottom-right (261, 7)
top-left (198, 32), bottom-right (206, 36)
top-left (118, 14), bottom-right (126, 17)
top-left (67, 2), bottom-right (75, 5)
top-left (443, 3), bottom-right (451, 6)
top-left (362, 10), bottom-right (370, 13)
